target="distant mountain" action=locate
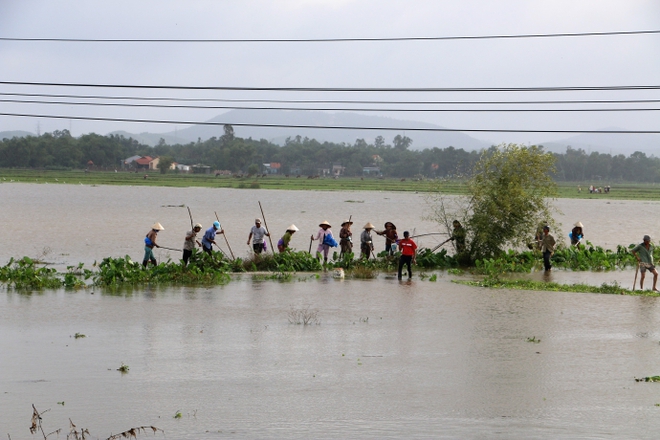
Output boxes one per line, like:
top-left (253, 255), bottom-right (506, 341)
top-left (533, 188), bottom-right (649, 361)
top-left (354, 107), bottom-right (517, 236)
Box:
top-left (154, 109), bottom-right (493, 150)
top-left (0, 130), bottom-right (34, 140)
top-left (541, 129), bottom-right (660, 156)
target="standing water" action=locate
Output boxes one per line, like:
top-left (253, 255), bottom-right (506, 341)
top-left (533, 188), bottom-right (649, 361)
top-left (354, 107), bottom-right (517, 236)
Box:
top-left (2, 183), bottom-right (660, 438)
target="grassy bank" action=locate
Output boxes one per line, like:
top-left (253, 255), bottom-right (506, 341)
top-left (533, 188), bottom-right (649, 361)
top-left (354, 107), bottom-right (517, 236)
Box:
top-left (2, 168), bottom-right (660, 199)
top-left (456, 279), bottom-right (660, 297)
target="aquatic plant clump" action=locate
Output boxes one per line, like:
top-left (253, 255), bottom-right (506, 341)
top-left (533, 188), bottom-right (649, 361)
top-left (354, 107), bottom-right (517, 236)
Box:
top-left (457, 278), bottom-right (660, 297)
top-left (0, 257), bottom-right (91, 289)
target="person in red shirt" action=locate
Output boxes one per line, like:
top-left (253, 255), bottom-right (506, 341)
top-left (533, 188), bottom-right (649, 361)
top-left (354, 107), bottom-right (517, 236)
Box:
top-left (397, 230), bottom-right (417, 280)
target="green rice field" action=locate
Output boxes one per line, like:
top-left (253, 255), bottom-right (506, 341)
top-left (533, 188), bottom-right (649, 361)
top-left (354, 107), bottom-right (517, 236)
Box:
top-left (1, 168), bottom-right (660, 200)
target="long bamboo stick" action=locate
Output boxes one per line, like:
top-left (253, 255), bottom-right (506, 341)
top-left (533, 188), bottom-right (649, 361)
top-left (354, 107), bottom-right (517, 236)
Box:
top-left (215, 211), bottom-right (235, 260)
top-left (258, 201), bottom-right (276, 254)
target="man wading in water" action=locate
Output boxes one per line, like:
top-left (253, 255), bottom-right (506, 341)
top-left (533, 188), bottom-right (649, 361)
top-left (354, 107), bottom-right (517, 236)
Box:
top-left (632, 235), bottom-right (659, 291)
top-left (540, 226), bottom-right (555, 272)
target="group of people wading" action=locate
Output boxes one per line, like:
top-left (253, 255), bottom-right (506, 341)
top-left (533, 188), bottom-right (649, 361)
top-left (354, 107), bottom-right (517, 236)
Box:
top-left (142, 218), bottom-right (446, 280)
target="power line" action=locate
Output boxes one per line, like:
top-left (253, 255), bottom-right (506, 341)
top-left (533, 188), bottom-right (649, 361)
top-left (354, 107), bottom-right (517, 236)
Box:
top-left (2, 97), bottom-right (659, 112)
top-left (1, 81), bottom-right (659, 92)
top-left (1, 29), bottom-right (658, 43)
top-left (2, 92), bottom-right (660, 106)
top-left (1, 111), bottom-right (658, 134)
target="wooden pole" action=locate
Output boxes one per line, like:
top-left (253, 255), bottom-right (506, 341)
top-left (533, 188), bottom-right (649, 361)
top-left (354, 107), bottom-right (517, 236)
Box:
top-left (187, 206), bottom-right (195, 231)
top-left (633, 262), bottom-right (640, 291)
top-left (308, 237), bottom-right (313, 254)
top-left (215, 211), bottom-right (235, 260)
top-left (258, 201), bottom-right (276, 254)
top-left (430, 238), bottom-right (452, 253)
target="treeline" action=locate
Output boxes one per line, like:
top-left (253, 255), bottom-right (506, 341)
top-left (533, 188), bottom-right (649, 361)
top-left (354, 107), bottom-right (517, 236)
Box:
top-left (1, 127), bottom-right (659, 181)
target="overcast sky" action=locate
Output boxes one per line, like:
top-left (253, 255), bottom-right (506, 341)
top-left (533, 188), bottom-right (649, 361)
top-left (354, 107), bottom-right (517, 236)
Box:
top-left (1, 0), bottom-right (659, 145)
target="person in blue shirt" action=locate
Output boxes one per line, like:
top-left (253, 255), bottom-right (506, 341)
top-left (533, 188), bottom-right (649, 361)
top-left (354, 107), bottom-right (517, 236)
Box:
top-left (143, 222), bottom-right (164, 268)
top-left (201, 221), bottom-right (224, 256)
top-left (570, 221), bottom-right (584, 246)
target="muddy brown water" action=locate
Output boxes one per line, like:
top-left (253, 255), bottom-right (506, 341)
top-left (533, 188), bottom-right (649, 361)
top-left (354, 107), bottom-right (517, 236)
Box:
top-left (2, 183), bottom-right (660, 438)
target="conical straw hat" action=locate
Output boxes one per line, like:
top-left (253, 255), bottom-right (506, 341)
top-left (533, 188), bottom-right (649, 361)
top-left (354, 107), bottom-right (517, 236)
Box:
top-left (341, 219), bottom-right (353, 226)
top-left (151, 222), bottom-right (164, 230)
top-left (287, 224), bottom-right (299, 232)
top-left (319, 220), bottom-right (331, 227)
top-left (574, 221), bottom-right (584, 228)
top-left (363, 222), bottom-right (375, 229)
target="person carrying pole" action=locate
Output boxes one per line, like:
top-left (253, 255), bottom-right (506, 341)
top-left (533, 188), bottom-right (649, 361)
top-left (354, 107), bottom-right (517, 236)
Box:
top-left (339, 219), bottom-right (353, 256)
top-left (376, 222), bottom-right (398, 255)
top-left (202, 221), bottom-right (224, 256)
top-left (247, 218), bottom-right (270, 254)
top-left (360, 223), bottom-right (375, 260)
top-left (449, 220), bottom-right (466, 253)
top-left (183, 223), bottom-right (202, 266)
top-left (632, 235), bottom-right (659, 291)
top-left (143, 222), bottom-right (164, 268)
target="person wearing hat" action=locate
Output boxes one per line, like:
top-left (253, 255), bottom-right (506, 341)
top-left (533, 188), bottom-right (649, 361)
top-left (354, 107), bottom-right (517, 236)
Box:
top-left (143, 222), bottom-right (164, 268)
top-left (339, 219), bottom-right (354, 256)
top-left (182, 223), bottom-right (202, 266)
top-left (247, 218), bottom-right (270, 254)
top-left (632, 235), bottom-right (659, 291)
top-left (376, 222), bottom-right (399, 255)
top-left (397, 230), bottom-right (418, 280)
top-left (570, 222), bottom-right (584, 246)
top-left (361, 223), bottom-right (375, 259)
top-left (311, 220), bottom-right (336, 263)
top-left (201, 221), bottom-right (225, 256)
top-left (278, 224), bottom-right (299, 253)
top-left (541, 225), bottom-right (555, 271)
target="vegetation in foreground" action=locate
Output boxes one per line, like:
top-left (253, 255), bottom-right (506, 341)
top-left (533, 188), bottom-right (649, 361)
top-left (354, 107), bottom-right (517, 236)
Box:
top-left (0, 240), bottom-right (652, 292)
top-left (456, 279), bottom-right (659, 297)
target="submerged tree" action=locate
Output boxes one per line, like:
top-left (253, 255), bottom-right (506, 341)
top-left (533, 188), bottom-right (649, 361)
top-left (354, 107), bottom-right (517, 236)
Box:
top-left (428, 143), bottom-right (558, 262)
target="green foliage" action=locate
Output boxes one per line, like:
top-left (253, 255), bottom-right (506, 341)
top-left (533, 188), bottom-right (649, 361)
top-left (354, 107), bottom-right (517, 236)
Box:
top-left (157, 156), bottom-right (174, 174)
top-left (93, 253), bottom-right (233, 287)
top-left (459, 278), bottom-right (653, 296)
top-left (0, 257), bottom-right (66, 289)
top-left (415, 248), bottom-right (456, 269)
top-left (635, 376), bottom-right (660, 382)
top-left (467, 144), bottom-right (557, 260)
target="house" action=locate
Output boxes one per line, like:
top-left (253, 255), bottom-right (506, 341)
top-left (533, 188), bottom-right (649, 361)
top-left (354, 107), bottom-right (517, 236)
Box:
top-left (332, 165), bottom-right (345, 176)
top-left (263, 162), bottom-right (281, 174)
top-left (192, 164), bottom-right (211, 174)
top-left (176, 163), bottom-right (191, 173)
top-left (134, 156), bottom-right (155, 170)
top-left (123, 155), bottom-right (142, 169)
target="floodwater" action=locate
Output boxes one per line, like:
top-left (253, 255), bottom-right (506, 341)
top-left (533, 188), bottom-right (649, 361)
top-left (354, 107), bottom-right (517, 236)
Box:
top-left (2, 183), bottom-right (660, 438)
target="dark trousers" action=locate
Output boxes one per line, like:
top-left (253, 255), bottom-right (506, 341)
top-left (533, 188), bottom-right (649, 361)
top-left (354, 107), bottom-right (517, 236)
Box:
top-left (543, 251), bottom-right (552, 271)
top-left (183, 249), bottom-right (192, 265)
top-left (398, 255), bottom-right (413, 278)
top-left (203, 245), bottom-right (213, 256)
top-left (253, 243), bottom-right (265, 254)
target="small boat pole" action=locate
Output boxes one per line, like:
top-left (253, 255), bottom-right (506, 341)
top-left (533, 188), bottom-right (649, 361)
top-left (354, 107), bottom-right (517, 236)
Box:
top-left (258, 201), bottom-right (276, 254)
